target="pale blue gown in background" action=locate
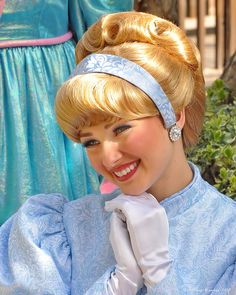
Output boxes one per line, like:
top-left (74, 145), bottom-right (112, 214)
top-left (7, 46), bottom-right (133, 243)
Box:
top-left (0, 0), bottom-right (133, 224)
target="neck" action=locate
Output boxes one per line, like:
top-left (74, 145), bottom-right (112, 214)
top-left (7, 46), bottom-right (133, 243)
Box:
top-left (147, 143), bottom-right (193, 202)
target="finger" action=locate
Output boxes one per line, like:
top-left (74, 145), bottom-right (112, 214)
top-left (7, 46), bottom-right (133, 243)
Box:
top-left (110, 213), bottom-right (142, 276)
top-left (110, 212), bottom-right (129, 245)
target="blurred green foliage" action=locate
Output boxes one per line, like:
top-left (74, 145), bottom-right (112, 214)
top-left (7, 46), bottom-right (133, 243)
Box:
top-left (188, 79), bottom-right (236, 199)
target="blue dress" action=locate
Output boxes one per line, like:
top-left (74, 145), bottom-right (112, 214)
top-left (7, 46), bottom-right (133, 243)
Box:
top-left (0, 0), bottom-right (133, 224)
top-left (0, 164), bottom-right (235, 294)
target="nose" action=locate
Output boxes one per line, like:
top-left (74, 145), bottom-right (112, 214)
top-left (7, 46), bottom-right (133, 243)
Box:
top-left (102, 140), bottom-right (122, 169)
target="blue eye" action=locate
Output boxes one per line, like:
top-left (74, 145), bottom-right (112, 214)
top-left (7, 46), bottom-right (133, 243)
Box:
top-left (113, 125), bottom-right (131, 135)
top-left (82, 140), bottom-right (99, 148)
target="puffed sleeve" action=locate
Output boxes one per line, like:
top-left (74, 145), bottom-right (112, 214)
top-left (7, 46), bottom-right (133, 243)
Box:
top-left (68, 0), bottom-right (134, 42)
top-left (0, 194), bottom-right (71, 295)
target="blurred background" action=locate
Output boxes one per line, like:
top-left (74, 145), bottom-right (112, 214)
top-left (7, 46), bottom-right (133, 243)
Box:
top-left (135, 0), bottom-right (236, 199)
top-left (134, 0), bottom-right (236, 87)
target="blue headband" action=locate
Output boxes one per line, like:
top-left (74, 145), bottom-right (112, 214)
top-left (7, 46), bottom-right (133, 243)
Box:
top-left (71, 54), bottom-right (176, 128)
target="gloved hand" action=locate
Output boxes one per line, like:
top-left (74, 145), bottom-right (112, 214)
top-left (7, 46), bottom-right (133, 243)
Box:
top-left (106, 211), bottom-right (143, 295)
top-left (105, 193), bottom-right (171, 290)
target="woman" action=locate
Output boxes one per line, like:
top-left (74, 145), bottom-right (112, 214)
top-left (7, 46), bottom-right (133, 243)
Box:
top-left (0, 11), bottom-right (235, 294)
top-left (0, 0), bottom-right (133, 224)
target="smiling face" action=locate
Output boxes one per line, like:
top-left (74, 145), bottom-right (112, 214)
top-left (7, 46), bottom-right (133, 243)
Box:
top-left (80, 116), bottom-right (185, 197)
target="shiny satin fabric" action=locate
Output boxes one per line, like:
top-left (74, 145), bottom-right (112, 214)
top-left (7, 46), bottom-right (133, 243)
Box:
top-left (0, 0), bottom-right (133, 224)
top-left (105, 193), bottom-right (171, 290)
top-left (69, 0), bottom-right (134, 42)
top-left (0, 41), bottom-right (101, 224)
top-left (0, 0), bottom-right (133, 41)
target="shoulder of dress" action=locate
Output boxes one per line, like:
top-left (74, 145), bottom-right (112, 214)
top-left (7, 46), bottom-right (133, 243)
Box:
top-left (203, 182), bottom-right (236, 208)
top-left (64, 189), bottom-right (120, 212)
top-left (20, 192), bottom-right (69, 210)
top-left (15, 193), bottom-right (68, 223)
top-left (12, 193), bottom-right (70, 243)
top-left (62, 190), bottom-right (121, 235)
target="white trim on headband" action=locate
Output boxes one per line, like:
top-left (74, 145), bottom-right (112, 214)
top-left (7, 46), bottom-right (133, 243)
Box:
top-left (70, 54), bottom-right (176, 128)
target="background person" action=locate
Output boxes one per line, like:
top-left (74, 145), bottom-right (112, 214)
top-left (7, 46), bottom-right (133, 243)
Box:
top-left (0, 0), bottom-right (133, 224)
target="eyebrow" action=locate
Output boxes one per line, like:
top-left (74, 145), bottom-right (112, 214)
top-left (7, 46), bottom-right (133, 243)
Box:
top-left (79, 122), bottom-right (114, 138)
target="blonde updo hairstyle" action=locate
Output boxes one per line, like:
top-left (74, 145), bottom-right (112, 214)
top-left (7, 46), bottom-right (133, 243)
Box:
top-left (55, 11), bottom-right (205, 149)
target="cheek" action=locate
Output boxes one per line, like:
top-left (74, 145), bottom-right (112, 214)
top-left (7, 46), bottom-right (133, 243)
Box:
top-left (121, 133), bottom-right (146, 155)
top-left (86, 151), bottom-right (103, 173)
top-left (122, 128), bottom-right (168, 156)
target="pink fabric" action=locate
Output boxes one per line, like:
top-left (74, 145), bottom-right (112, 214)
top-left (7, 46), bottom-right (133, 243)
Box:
top-left (100, 179), bottom-right (118, 194)
top-left (0, 0), bottom-right (5, 18)
top-left (0, 31), bottom-right (73, 48)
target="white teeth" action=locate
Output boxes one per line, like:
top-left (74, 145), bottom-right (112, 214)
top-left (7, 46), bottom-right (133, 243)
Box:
top-left (125, 168), bottom-right (131, 174)
top-left (114, 161), bottom-right (138, 177)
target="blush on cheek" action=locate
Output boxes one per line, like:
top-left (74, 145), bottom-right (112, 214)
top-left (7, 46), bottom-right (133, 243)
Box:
top-left (124, 132), bottom-right (147, 150)
top-left (124, 132), bottom-right (156, 153)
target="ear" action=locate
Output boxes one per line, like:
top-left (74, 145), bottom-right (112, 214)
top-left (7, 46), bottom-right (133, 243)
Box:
top-left (176, 108), bottom-right (186, 129)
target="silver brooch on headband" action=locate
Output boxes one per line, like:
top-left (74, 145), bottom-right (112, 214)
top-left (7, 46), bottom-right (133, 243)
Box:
top-left (169, 125), bottom-right (181, 142)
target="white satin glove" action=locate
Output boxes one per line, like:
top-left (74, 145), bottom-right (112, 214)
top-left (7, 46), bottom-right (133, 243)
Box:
top-left (106, 211), bottom-right (143, 295)
top-left (105, 193), bottom-right (171, 290)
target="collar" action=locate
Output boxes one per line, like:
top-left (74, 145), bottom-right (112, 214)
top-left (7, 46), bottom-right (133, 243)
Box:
top-left (160, 163), bottom-right (208, 218)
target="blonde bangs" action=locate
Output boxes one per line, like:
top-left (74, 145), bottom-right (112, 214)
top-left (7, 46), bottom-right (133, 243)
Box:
top-left (55, 73), bottom-right (159, 142)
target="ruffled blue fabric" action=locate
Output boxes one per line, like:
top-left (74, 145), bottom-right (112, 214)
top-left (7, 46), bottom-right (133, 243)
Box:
top-left (0, 0), bottom-right (133, 224)
top-left (0, 164), bottom-right (235, 294)
top-left (0, 193), bottom-right (71, 294)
